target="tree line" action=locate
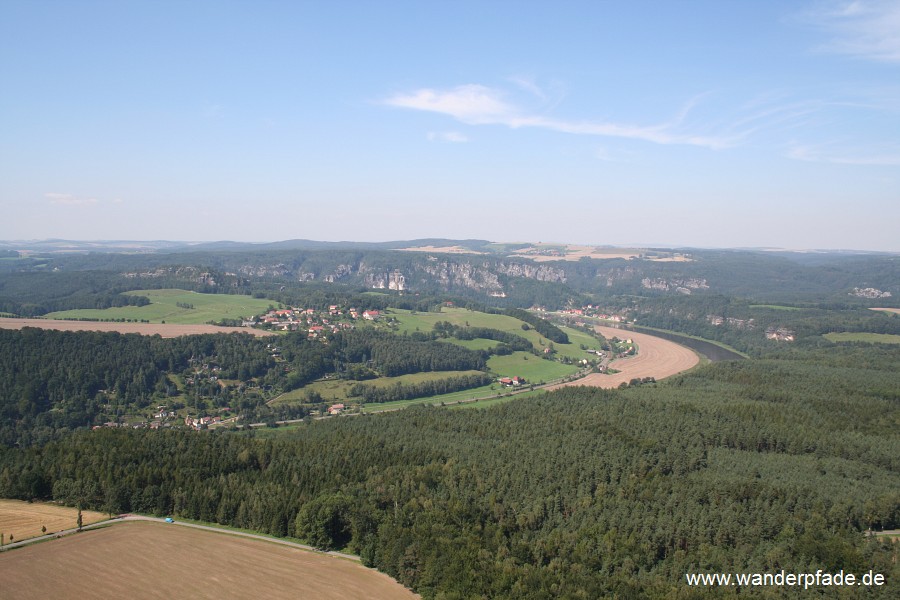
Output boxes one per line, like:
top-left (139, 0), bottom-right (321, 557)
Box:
top-left (348, 373), bottom-right (492, 404)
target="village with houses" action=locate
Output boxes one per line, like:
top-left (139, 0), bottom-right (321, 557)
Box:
top-left (245, 304), bottom-right (385, 337)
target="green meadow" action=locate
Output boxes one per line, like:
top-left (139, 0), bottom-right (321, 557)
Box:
top-left (391, 307), bottom-right (602, 355)
top-left (749, 304), bottom-right (803, 311)
top-left (45, 289), bottom-right (276, 324)
top-left (362, 383), bottom-right (503, 413)
top-left (487, 351), bottom-right (578, 382)
top-left (824, 332), bottom-right (900, 344)
top-left (436, 337), bottom-right (499, 351)
top-left (274, 370), bottom-right (487, 405)
top-left (392, 307), bottom-right (548, 348)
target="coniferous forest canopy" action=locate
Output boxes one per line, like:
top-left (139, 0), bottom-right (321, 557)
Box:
top-left (0, 242), bottom-right (898, 598)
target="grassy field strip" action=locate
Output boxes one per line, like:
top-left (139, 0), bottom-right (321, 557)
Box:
top-left (45, 289), bottom-right (276, 324)
top-left (824, 332), bottom-right (900, 344)
top-left (275, 370), bottom-right (486, 404)
top-left (362, 367), bottom-right (591, 413)
top-left (749, 304), bottom-right (803, 311)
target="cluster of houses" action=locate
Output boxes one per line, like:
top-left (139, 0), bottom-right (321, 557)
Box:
top-left (184, 415), bottom-right (225, 430)
top-left (766, 327), bottom-right (795, 342)
top-left (556, 305), bottom-right (628, 323)
top-left (246, 305), bottom-right (382, 337)
top-left (707, 315), bottom-right (755, 330)
top-left (498, 376), bottom-right (526, 387)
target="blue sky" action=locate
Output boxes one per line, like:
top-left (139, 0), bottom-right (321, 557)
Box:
top-left (1, 0), bottom-right (898, 251)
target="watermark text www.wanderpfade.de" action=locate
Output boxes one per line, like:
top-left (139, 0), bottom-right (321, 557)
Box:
top-left (685, 569), bottom-right (886, 590)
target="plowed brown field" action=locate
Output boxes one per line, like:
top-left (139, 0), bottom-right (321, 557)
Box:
top-left (548, 326), bottom-right (699, 390)
top-left (0, 520), bottom-right (418, 599)
top-left (0, 318), bottom-right (273, 338)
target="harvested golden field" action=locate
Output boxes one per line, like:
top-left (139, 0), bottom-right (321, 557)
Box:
top-left (0, 520), bottom-right (419, 600)
top-left (510, 244), bottom-right (691, 262)
top-left (548, 326), bottom-right (699, 391)
top-left (0, 317), bottom-right (274, 338)
top-left (0, 499), bottom-right (107, 541)
top-left (512, 244), bottom-right (641, 262)
top-left (870, 307), bottom-right (900, 315)
top-left (399, 245), bottom-right (485, 254)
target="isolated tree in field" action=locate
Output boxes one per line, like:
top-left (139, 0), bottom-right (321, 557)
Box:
top-left (41, 524), bottom-right (46, 534)
top-left (77, 506), bottom-right (83, 531)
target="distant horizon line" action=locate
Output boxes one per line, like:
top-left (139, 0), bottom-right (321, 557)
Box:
top-left (1, 237), bottom-right (898, 255)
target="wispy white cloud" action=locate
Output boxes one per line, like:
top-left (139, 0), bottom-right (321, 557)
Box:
top-left (45, 193), bottom-right (100, 206)
top-left (787, 142), bottom-right (900, 165)
top-left (427, 131), bottom-right (469, 143)
top-left (384, 84), bottom-right (739, 149)
top-left (805, 0), bottom-right (900, 63)
top-left (507, 75), bottom-right (548, 101)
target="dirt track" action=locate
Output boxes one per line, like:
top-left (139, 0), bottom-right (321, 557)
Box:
top-left (548, 326), bottom-right (699, 390)
top-left (0, 318), bottom-right (274, 338)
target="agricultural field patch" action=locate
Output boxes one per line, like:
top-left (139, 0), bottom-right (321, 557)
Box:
top-left (0, 318), bottom-right (273, 338)
top-left (0, 499), bottom-right (107, 542)
top-left (0, 520), bottom-right (418, 599)
top-left (506, 244), bottom-right (690, 262)
top-left (436, 337), bottom-right (499, 351)
top-left (362, 384), bottom-right (499, 412)
top-left (487, 352), bottom-right (578, 383)
top-left (398, 245), bottom-right (485, 255)
top-left (390, 307), bottom-right (549, 350)
top-left (276, 371), bottom-right (487, 405)
top-left (750, 304), bottom-right (803, 311)
top-left (45, 289), bottom-right (276, 324)
top-left (870, 308), bottom-right (900, 315)
top-left (824, 332), bottom-right (900, 344)
top-left (549, 326), bottom-right (700, 391)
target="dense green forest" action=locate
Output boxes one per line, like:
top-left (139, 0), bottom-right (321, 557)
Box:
top-left (1, 246), bottom-right (898, 596)
top-left (1, 343), bottom-right (897, 598)
top-left (0, 326), bottom-right (497, 446)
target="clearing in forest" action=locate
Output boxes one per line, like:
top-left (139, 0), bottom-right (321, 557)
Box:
top-left (824, 332), bottom-right (900, 344)
top-left (0, 520), bottom-right (418, 599)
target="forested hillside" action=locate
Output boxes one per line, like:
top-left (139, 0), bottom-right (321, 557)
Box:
top-left (1, 344), bottom-right (897, 598)
top-left (2, 245), bottom-right (897, 314)
top-left (0, 326), bottom-right (497, 446)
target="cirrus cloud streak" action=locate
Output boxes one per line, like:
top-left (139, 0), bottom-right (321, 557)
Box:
top-left (385, 84), bottom-right (739, 149)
